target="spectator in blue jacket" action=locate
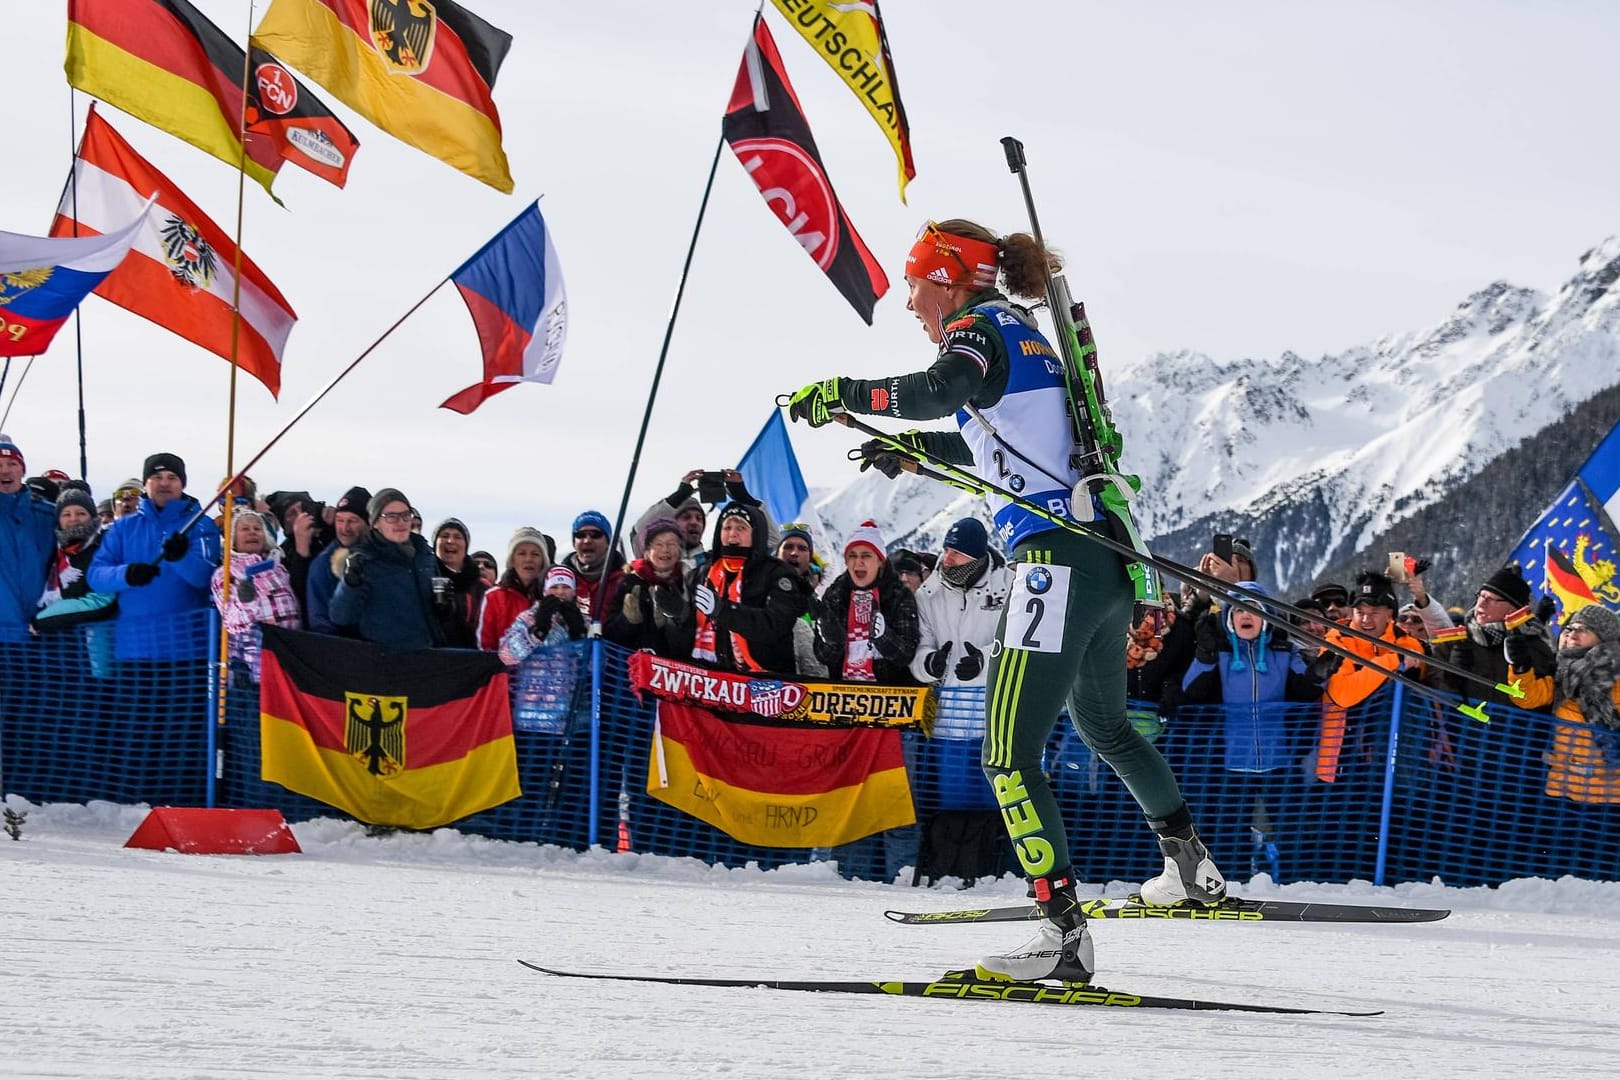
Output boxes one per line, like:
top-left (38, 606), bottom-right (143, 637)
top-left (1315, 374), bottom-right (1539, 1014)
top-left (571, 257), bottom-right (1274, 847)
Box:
top-left (329, 488), bottom-right (444, 650)
top-left (0, 434), bottom-right (57, 643)
top-left (306, 485), bottom-right (370, 635)
top-left (87, 452), bottom-right (222, 660)
top-left (1172, 581), bottom-right (1323, 881)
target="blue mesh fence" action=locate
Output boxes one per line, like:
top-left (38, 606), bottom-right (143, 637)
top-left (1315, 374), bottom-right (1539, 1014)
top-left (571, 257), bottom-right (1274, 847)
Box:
top-left (5, 630), bottom-right (1617, 884)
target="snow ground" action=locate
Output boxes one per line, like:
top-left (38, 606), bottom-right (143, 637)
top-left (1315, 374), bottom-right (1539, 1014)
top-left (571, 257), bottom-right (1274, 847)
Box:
top-left (5, 801), bottom-right (1619, 1080)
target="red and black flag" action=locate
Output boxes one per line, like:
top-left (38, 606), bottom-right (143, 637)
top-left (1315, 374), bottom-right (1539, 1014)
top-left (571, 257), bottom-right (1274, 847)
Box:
top-left (65, 0), bottom-right (360, 194)
top-left (724, 18), bottom-right (889, 325)
top-left (259, 625), bottom-right (520, 829)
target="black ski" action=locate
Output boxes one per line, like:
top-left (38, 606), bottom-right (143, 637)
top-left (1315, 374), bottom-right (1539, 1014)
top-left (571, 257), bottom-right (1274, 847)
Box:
top-left (884, 896), bottom-right (1451, 925)
top-left (518, 961), bottom-right (1379, 1016)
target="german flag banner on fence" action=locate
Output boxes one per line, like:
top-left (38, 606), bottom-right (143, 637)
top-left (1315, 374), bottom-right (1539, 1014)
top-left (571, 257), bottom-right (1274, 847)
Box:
top-left (647, 701), bottom-right (914, 848)
top-left (259, 625), bottom-right (519, 829)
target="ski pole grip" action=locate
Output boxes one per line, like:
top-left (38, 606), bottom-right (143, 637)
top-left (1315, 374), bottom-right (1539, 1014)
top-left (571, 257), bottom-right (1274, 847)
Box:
top-left (1000, 136), bottom-right (1026, 173)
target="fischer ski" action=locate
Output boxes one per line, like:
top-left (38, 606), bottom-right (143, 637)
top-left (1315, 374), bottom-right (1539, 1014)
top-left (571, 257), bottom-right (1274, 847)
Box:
top-left (518, 961), bottom-right (1380, 1016)
top-left (884, 896), bottom-right (1452, 925)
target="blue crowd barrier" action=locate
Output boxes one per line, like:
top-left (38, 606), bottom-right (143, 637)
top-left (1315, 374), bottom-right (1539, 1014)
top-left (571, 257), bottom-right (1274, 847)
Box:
top-left (3, 619), bottom-right (1617, 885)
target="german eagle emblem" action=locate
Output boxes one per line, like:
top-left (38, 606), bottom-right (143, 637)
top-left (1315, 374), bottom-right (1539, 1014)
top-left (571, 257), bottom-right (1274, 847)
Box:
top-left (345, 692), bottom-right (407, 777)
top-left (159, 216), bottom-right (217, 290)
top-left (0, 267), bottom-right (53, 307)
top-left (370, 0), bottom-right (437, 76)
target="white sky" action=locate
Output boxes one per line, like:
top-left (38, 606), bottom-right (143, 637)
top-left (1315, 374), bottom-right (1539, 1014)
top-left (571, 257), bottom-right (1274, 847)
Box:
top-left (3, 0), bottom-right (1618, 555)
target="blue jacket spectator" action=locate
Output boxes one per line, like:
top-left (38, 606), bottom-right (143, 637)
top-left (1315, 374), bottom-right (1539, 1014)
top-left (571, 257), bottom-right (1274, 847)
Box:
top-left (1176, 581), bottom-right (1323, 772)
top-left (329, 488), bottom-right (444, 650)
top-left (0, 435), bottom-right (58, 642)
top-left (87, 452), bottom-right (223, 660)
top-left (305, 485), bottom-right (371, 635)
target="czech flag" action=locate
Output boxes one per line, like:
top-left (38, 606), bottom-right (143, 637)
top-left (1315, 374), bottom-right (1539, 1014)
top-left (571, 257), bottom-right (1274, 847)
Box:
top-left (0, 200), bottom-right (153, 357)
top-left (440, 201), bottom-right (567, 414)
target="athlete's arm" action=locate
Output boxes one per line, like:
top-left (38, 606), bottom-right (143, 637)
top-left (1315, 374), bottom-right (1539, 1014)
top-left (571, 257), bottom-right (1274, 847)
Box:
top-left (839, 311), bottom-right (1007, 422)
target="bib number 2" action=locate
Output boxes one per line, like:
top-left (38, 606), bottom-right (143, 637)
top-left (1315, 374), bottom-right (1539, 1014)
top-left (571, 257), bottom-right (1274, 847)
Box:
top-left (1002, 563), bottom-right (1070, 654)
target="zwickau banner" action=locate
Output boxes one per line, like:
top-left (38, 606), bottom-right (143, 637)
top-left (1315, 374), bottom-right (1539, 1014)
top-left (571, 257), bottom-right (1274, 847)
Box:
top-left (627, 651), bottom-right (934, 731)
top-left (648, 700), bottom-right (914, 848)
top-left (259, 625), bottom-right (520, 829)
top-left (767, 0), bottom-right (915, 201)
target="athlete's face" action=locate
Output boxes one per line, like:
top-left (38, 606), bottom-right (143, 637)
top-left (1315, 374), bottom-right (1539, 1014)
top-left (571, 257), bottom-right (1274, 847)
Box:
top-left (905, 275), bottom-right (967, 344)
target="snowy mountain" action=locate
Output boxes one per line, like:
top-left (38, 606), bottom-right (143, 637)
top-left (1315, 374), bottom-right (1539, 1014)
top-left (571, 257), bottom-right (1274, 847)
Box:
top-left (816, 238), bottom-right (1620, 590)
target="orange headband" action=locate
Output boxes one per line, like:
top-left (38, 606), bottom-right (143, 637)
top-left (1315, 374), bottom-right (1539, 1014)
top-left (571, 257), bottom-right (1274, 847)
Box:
top-left (906, 222), bottom-right (999, 289)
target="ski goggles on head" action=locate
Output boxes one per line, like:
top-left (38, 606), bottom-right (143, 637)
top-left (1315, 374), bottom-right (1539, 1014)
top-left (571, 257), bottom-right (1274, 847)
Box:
top-left (906, 221), bottom-right (999, 289)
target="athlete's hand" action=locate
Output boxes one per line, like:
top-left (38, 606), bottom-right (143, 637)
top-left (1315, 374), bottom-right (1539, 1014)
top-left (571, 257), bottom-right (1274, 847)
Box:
top-left (786, 378), bottom-right (843, 428)
top-left (857, 439), bottom-right (909, 480)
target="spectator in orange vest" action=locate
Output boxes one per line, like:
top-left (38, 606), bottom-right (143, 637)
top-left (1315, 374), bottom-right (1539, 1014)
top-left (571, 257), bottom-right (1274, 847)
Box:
top-left (1314, 570), bottom-right (1426, 783)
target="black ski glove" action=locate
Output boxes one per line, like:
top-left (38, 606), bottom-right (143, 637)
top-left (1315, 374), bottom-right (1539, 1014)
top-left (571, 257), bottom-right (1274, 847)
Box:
top-left (1306, 648), bottom-right (1339, 684)
top-left (1503, 632), bottom-right (1534, 671)
top-left (529, 596), bottom-right (561, 639)
top-left (161, 532), bottom-right (190, 562)
top-left (125, 562), bottom-right (160, 587)
top-left (1193, 615), bottom-right (1224, 664)
top-left (342, 550), bottom-right (369, 588)
top-left (651, 585), bottom-right (687, 627)
top-left (954, 641), bottom-right (984, 681)
top-left (558, 601), bottom-right (587, 640)
top-left (857, 438), bottom-right (909, 480)
top-left (922, 642), bottom-right (952, 679)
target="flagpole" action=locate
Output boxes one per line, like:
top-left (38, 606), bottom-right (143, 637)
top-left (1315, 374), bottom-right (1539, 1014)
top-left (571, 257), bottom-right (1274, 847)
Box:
top-left (593, 130), bottom-right (726, 631)
top-left (1, 358), bottom-right (36, 430)
top-left (69, 88), bottom-right (89, 479)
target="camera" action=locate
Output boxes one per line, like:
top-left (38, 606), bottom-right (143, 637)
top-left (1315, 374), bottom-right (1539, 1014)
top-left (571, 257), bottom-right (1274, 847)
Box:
top-left (696, 471), bottom-right (728, 504)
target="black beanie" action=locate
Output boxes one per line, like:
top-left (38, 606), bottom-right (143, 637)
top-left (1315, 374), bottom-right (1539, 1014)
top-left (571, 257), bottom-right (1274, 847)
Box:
top-left (334, 485), bottom-right (373, 519)
top-left (143, 452), bottom-right (187, 486)
top-left (1480, 564), bottom-right (1531, 609)
top-left (1352, 570), bottom-right (1399, 612)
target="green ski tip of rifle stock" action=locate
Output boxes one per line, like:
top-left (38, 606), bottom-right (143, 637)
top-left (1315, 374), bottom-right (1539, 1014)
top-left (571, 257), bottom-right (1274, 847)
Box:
top-left (1497, 678), bottom-right (1527, 700)
top-left (1457, 702), bottom-right (1491, 724)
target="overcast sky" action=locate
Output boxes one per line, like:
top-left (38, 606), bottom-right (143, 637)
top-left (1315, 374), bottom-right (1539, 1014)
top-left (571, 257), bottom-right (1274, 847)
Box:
top-left (4, 0), bottom-right (1618, 555)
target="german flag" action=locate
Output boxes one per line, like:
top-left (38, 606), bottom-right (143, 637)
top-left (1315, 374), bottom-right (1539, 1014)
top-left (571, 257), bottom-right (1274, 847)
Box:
top-left (648, 702), bottom-right (914, 848)
top-left (66, 0), bottom-right (360, 194)
top-left (1545, 545), bottom-right (1601, 627)
top-left (251, 0), bottom-right (513, 192)
top-left (259, 625), bottom-right (520, 829)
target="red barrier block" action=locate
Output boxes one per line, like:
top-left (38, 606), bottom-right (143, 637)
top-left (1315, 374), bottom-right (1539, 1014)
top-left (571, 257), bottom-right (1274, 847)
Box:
top-left (125, 807), bottom-right (301, 855)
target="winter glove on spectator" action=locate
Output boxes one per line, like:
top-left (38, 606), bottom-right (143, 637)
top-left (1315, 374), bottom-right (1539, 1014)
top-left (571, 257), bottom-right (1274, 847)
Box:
top-left (1306, 648), bottom-right (1339, 684)
top-left (954, 641), bottom-right (985, 681)
top-left (870, 612), bottom-right (887, 640)
top-left (651, 585), bottom-right (686, 627)
top-left (1508, 630), bottom-right (1556, 677)
top-left (694, 584), bottom-right (717, 616)
top-left (558, 601), bottom-right (587, 640)
top-left (125, 562), bottom-right (160, 587)
top-left (1193, 615), bottom-right (1224, 664)
top-left (236, 577), bottom-right (258, 603)
top-left (922, 642), bottom-right (953, 680)
top-left (622, 588), bottom-right (645, 625)
top-left (161, 532), bottom-right (190, 562)
top-left (1534, 595), bottom-right (1557, 626)
top-left (341, 550), bottom-right (369, 588)
top-left (530, 596), bottom-right (562, 639)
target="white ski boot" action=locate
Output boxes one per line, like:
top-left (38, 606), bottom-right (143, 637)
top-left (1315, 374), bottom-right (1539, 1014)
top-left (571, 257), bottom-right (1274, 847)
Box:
top-left (976, 872), bottom-right (1094, 984)
top-left (1139, 810), bottom-right (1227, 907)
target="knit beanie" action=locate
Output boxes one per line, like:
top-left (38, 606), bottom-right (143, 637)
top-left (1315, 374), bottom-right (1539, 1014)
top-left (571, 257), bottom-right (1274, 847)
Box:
top-left (433, 517), bottom-right (470, 545)
top-left (55, 488), bottom-right (98, 545)
top-left (507, 526), bottom-right (549, 566)
top-left (335, 485), bottom-right (373, 520)
top-left (844, 520), bottom-right (886, 560)
top-left (1566, 603), bottom-right (1620, 644)
top-left (1480, 564), bottom-right (1531, 609)
top-left (0, 433), bottom-right (24, 471)
top-left (640, 516), bottom-right (682, 550)
top-left (778, 522), bottom-right (813, 548)
top-left (55, 487), bottom-right (97, 519)
top-left (142, 452), bottom-right (187, 486)
top-left (544, 565), bottom-right (577, 592)
top-left (1352, 570), bottom-right (1399, 612)
top-left (572, 509), bottom-right (611, 538)
top-left (941, 517), bottom-right (988, 560)
top-left (1224, 581), bottom-right (1272, 675)
top-left (1231, 537), bottom-right (1256, 571)
top-left (367, 487), bottom-right (410, 525)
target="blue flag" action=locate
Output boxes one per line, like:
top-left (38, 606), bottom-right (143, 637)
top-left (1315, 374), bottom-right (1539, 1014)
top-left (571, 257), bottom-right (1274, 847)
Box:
top-left (1506, 416), bottom-right (1620, 631)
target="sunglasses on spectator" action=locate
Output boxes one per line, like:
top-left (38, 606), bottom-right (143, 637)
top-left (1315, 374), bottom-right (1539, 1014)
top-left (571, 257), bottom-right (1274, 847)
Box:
top-left (474, 559), bottom-right (497, 571)
top-left (1397, 615), bottom-right (1424, 625)
top-left (378, 510), bottom-right (414, 523)
top-left (115, 487), bottom-right (140, 499)
top-left (574, 529), bottom-right (605, 540)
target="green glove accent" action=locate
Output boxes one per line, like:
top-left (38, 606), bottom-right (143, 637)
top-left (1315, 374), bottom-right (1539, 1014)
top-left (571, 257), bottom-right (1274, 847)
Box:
top-left (786, 378), bottom-right (843, 428)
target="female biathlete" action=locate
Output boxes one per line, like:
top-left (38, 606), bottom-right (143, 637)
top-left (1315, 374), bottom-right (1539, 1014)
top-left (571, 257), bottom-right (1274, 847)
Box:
top-left (787, 220), bottom-right (1226, 983)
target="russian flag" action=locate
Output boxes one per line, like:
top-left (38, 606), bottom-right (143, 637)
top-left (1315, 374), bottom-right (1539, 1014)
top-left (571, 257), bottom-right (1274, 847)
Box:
top-left (440, 201), bottom-right (567, 414)
top-left (0, 199), bottom-right (152, 357)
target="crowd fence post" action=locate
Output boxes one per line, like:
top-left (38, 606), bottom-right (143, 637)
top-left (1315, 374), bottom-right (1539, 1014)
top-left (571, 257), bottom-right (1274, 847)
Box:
top-left (1373, 680), bottom-right (1406, 886)
top-left (587, 639), bottom-right (604, 850)
top-left (205, 611), bottom-right (221, 808)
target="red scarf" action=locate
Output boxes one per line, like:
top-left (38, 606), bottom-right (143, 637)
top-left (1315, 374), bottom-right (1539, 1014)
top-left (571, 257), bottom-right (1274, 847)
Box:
top-left (692, 557), bottom-right (761, 671)
top-left (842, 586), bottom-right (879, 682)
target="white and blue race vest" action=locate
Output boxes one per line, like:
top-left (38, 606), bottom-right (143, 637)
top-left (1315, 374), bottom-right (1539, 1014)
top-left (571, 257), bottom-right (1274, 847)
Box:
top-left (954, 302), bottom-right (1085, 550)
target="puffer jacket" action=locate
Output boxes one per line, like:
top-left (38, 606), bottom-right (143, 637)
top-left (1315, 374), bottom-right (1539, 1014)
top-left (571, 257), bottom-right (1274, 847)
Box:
top-left (87, 494), bottom-right (222, 659)
top-left (329, 531), bottom-right (445, 649)
top-left (0, 487), bottom-right (56, 641)
top-left (676, 503), bottom-right (807, 675)
top-left (908, 552), bottom-right (1011, 688)
top-left (816, 560), bottom-right (922, 686)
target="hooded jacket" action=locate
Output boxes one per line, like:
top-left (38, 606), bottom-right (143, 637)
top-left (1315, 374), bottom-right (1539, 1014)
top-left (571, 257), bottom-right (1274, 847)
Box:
top-left (329, 530), bottom-right (446, 650)
top-left (0, 486), bottom-right (56, 640)
top-left (908, 551), bottom-right (1011, 688)
top-left (677, 503), bottom-right (806, 675)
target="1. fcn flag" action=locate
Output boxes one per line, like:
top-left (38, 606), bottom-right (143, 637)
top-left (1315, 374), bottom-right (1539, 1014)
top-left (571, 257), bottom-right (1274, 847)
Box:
top-left (50, 108), bottom-right (297, 396)
top-left (0, 199), bottom-right (153, 357)
top-left (440, 201), bottom-right (567, 414)
top-left (768, 0), bottom-right (915, 201)
top-left (259, 625), bottom-right (520, 829)
top-left (66, 0), bottom-right (361, 194)
top-left (724, 18), bottom-right (889, 325)
top-left (251, 0), bottom-right (513, 192)
top-left (647, 701), bottom-right (914, 848)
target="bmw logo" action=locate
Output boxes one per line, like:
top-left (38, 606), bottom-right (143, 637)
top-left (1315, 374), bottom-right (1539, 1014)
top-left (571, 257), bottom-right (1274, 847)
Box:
top-left (1008, 474), bottom-right (1025, 493)
top-left (1025, 566), bottom-right (1053, 594)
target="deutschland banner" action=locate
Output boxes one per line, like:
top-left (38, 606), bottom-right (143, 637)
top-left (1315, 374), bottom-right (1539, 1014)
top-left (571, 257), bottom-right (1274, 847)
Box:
top-left (647, 701), bottom-right (914, 848)
top-left (66, 0), bottom-right (360, 194)
top-left (724, 18), bottom-right (889, 324)
top-left (252, 0), bottom-right (514, 192)
top-left (259, 625), bottom-right (520, 829)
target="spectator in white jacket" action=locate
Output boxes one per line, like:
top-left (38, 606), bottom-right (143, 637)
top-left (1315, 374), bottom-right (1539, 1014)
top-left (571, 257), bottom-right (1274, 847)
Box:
top-left (910, 518), bottom-right (1012, 688)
